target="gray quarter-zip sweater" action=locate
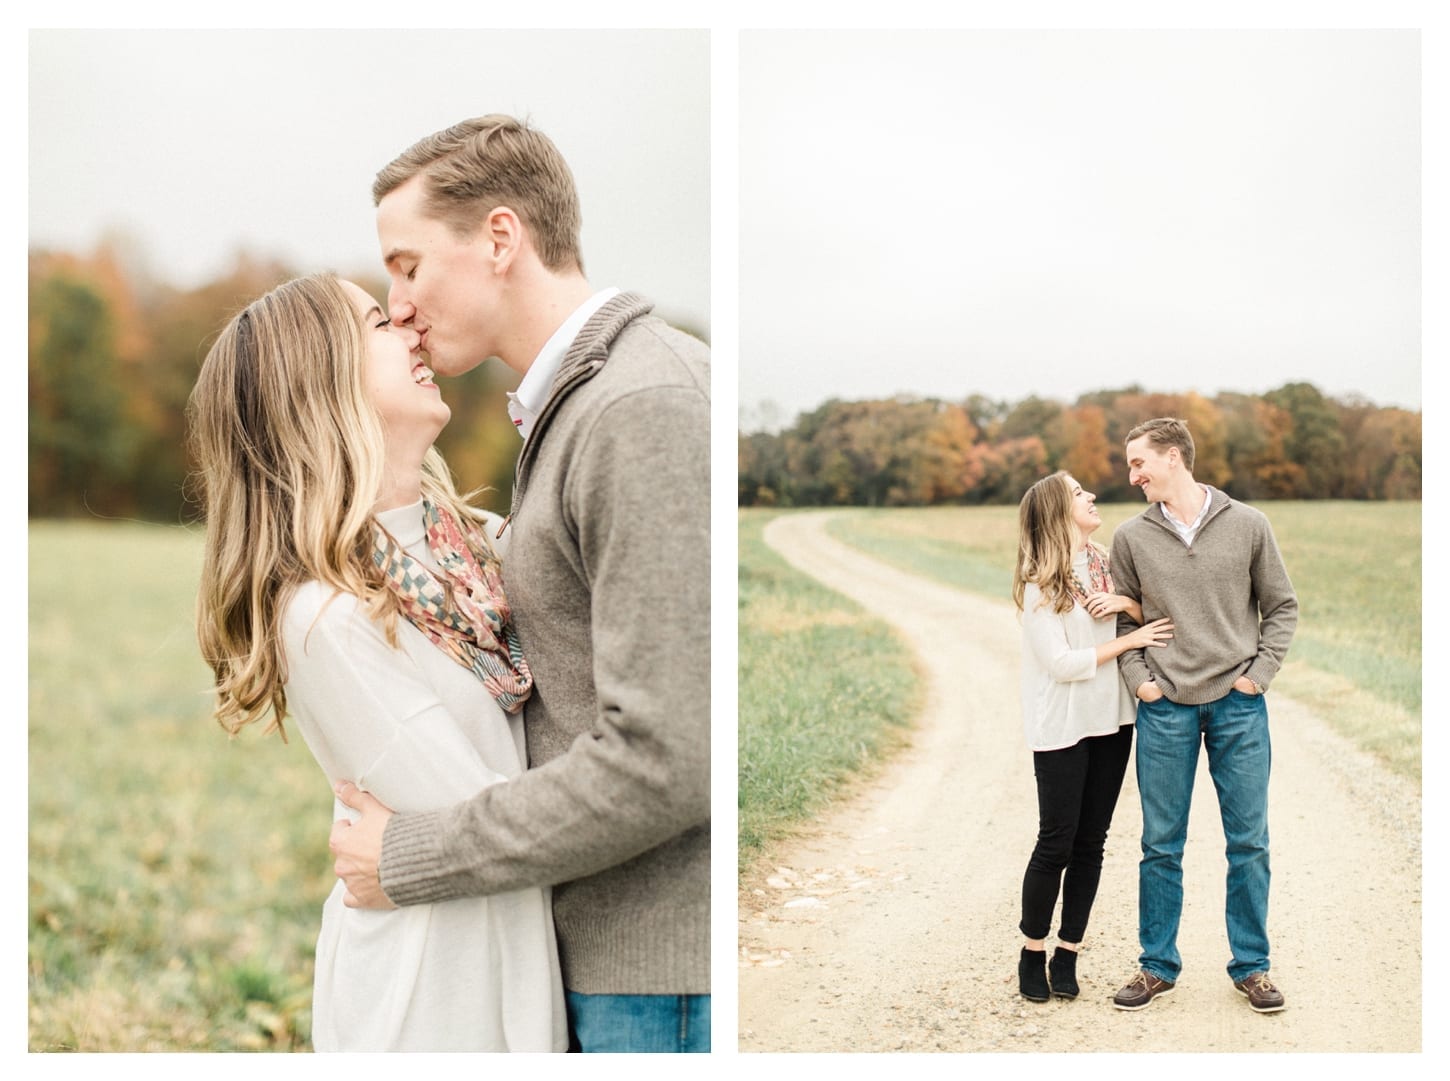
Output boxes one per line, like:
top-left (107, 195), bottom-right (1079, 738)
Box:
top-left (379, 292), bottom-right (710, 995)
top-left (1110, 487), bottom-right (1297, 706)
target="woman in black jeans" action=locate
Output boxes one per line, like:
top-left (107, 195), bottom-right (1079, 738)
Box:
top-left (1011, 472), bottom-right (1173, 1001)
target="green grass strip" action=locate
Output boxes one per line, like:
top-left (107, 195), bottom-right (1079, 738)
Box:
top-left (737, 510), bottom-right (921, 872)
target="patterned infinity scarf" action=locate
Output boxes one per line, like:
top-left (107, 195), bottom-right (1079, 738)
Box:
top-left (372, 500), bottom-right (534, 713)
top-left (1070, 545), bottom-right (1114, 605)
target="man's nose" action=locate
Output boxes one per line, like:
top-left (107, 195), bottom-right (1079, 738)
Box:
top-left (387, 285), bottom-right (415, 326)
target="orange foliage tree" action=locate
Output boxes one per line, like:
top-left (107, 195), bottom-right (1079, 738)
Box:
top-left (28, 243), bottom-right (521, 521)
top-left (738, 383), bottom-right (1418, 507)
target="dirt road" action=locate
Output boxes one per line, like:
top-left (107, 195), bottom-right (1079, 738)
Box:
top-left (738, 511), bottom-right (1422, 1053)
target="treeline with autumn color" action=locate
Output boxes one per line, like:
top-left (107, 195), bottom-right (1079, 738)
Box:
top-left (738, 386), bottom-right (1421, 507)
top-left (29, 242), bottom-right (523, 522)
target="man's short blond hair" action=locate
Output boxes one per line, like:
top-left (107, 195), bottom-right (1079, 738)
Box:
top-left (372, 114), bottom-right (583, 273)
top-left (1125, 417), bottom-right (1196, 471)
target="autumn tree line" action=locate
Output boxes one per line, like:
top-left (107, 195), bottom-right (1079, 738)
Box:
top-left (28, 242), bottom-right (527, 522)
top-left (738, 385), bottom-right (1421, 508)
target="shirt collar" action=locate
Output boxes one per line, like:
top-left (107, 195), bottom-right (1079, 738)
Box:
top-left (507, 287), bottom-right (620, 439)
top-left (1160, 484), bottom-right (1212, 531)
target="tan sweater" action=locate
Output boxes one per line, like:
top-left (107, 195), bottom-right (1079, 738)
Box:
top-left (380, 293), bottom-right (710, 995)
top-left (1110, 488), bottom-right (1298, 706)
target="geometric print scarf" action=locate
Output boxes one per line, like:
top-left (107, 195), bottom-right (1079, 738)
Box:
top-left (372, 499), bottom-right (534, 713)
top-left (1069, 544), bottom-right (1114, 607)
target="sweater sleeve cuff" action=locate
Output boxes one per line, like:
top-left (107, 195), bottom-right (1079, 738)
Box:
top-left (1244, 660), bottom-right (1279, 691)
top-left (1119, 656), bottom-right (1152, 696)
top-left (379, 808), bottom-right (464, 907)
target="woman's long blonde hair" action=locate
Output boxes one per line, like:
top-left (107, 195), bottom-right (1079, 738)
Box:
top-left (1011, 471), bottom-right (1102, 615)
top-left (187, 272), bottom-right (477, 739)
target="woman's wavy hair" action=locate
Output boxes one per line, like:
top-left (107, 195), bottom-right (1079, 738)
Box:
top-left (186, 272), bottom-right (476, 739)
top-left (1011, 471), bottom-right (1104, 615)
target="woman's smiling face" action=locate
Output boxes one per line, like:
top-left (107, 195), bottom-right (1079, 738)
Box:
top-left (340, 279), bottom-right (451, 453)
top-left (1066, 474), bottom-right (1100, 539)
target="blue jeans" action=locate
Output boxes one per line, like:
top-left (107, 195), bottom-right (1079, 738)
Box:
top-left (565, 992), bottom-right (710, 1053)
top-left (1135, 690), bottom-right (1272, 984)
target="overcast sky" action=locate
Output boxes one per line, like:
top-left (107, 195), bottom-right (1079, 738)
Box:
top-left (739, 29), bottom-right (1421, 428)
top-left (28, 29), bottom-right (709, 334)
top-left (22, 25), bottom-right (1429, 429)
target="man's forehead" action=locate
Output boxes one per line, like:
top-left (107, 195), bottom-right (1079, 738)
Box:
top-left (376, 178), bottom-right (426, 233)
top-left (1126, 437), bottom-right (1169, 460)
top-left (377, 196), bottom-right (426, 267)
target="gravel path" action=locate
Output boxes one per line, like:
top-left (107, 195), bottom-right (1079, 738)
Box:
top-left (738, 511), bottom-right (1421, 1053)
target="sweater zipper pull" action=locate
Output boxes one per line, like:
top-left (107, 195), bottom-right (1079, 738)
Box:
top-left (495, 514), bottom-right (511, 540)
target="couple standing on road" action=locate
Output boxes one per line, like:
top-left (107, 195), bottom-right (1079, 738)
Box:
top-left (1012, 418), bottom-right (1298, 1014)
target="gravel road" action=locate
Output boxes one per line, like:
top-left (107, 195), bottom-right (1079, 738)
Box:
top-left (738, 511), bottom-right (1422, 1053)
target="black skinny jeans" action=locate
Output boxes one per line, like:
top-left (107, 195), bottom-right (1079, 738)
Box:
top-left (1019, 723), bottom-right (1133, 944)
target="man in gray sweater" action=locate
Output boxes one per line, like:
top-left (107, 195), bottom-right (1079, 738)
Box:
top-left (327, 116), bottom-right (709, 1052)
top-left (1108, 418), bottom-right (1297, 1014)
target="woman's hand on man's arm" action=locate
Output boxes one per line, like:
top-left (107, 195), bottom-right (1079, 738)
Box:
top-left (1086, 592), bottom-right (1142, 625)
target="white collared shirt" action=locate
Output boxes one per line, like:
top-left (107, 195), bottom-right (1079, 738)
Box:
top-left (506, 287), bottom-right (621, 441)
top-left (1160, 484), bottom-right (1212, 545)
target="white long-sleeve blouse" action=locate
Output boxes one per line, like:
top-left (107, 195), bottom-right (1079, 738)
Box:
top-left (280, 500), bottom-right (566, 1052)
top-left (1018, 551), bottom-right (1135, 753)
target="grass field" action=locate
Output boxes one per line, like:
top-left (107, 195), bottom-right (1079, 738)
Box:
top-left (31, 505), bottom-right (1420, 1044)
top-left (823, 501), bottom-right (1421, 782)
top-left (737, 500), bottom-right (1420, 880)
top-left (737, 510), bottom-right (921, 872)
top-left (29, 522), bottom-right (332, 1051)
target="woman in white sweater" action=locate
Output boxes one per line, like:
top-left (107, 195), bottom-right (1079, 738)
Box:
top-left (1010, 471), bottom-right (1173, 1003)
top-left (188, 274), bottom-right (565, 1051)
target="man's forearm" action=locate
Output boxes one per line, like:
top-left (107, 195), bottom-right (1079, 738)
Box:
top-left (379, 704), bottom-right (709, 904)
top-left (1114, 612), bottom-right (1154, 693)
top-left (1246, 522), bottom-right (1299, 688)
top-left (1110, 538), bottom-right (1150, 692)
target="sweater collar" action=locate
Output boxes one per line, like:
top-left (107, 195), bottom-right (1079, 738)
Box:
top-left (551, 290), bottom-right (655, 391)
top-left (1146, 485), bottom-right (1229, 530)
top-left (508, 287), bottom-right (621, 440)
top-left (504, 291), bottom-right (656, 523)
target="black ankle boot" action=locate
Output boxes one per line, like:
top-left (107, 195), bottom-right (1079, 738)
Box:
top-left (1049, 947), bottom-right (1079, 999)
top-left (1018, 947), bottom-right (1049, 1002)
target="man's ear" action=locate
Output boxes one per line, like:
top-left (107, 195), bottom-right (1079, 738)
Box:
top-left (484, 206), bottom-right (523, 273)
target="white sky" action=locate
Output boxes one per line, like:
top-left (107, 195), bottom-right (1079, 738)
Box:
top-left (28, 29), bottom-right (710, 333)
top-left (739, 28), bottom-right (1422, 427)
